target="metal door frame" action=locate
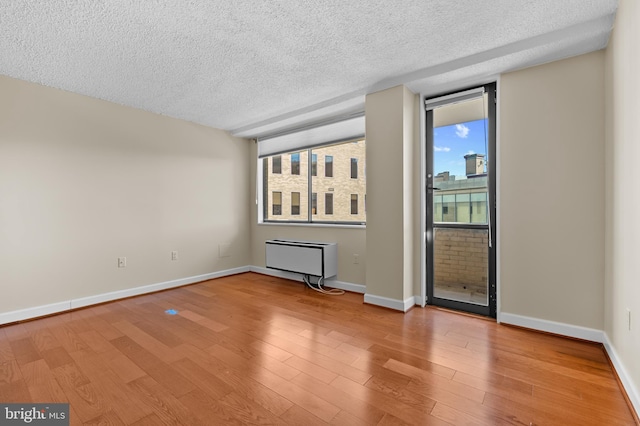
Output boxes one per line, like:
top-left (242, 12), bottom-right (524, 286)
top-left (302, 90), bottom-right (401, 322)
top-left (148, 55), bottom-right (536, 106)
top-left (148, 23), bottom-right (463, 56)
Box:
top-left (425, 83), bottom-right (497, 318)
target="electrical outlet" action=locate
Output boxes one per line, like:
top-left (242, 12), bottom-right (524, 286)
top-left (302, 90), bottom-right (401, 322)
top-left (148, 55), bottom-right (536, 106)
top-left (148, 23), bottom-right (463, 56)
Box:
top-left (171, 251), bottom-right (178, 261)
top-left (117, 257), bottom-right (126, 268)
top-left (353, 254), bottom-right (359, 264)
top-left (627, 309), bottom-right (632, 331)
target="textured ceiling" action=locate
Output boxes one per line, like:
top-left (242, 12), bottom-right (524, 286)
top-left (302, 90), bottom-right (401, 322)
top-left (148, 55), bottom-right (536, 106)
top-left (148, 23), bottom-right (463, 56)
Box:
top-left (0, 1), bottom-right (617, 138)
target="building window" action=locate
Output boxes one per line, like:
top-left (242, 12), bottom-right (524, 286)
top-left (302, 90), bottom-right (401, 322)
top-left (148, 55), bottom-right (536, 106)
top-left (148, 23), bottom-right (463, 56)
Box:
top-left (311, 154), bottom-right (317, 176)
top-left (311, 193), bottom-right (317, 215)
top-left (351, 194), bottom-right (358, 214)
top-left (291, 153), bottom-right (300, 175)
top-left (272, 155), bottom-right (281, 174)
top-left (325, 155), bottom-right (333, 177)
top-left (351, 158), bottom-right (358, 179)
top-left (291, 192), bottom-right (300, 215)
top-left (272, 192), bottom-right (282, 215)
top-left (325, 193), bottom-right (333, 215)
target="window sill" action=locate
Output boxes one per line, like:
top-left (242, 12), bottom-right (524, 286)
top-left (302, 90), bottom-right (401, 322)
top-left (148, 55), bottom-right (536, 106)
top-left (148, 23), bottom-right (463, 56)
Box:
top-left (258, 221), bottom-right (365, 230)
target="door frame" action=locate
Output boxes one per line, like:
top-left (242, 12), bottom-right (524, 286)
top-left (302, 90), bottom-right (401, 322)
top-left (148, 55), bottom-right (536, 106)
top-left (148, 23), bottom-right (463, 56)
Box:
top-left (422, 82), bottom-right (497, 318)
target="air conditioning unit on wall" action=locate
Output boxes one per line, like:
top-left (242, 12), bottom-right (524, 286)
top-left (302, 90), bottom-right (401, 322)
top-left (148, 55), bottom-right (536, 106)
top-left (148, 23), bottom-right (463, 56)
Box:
top-left (265, 239), bottom-right (337, 279)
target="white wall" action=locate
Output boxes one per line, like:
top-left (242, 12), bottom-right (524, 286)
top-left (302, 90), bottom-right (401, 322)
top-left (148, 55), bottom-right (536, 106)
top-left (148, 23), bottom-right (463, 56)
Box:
top-left (604, 0), bottom-right (640, 412)
top-left (499, 51), bottom-right (606, 330)
top-left (0, 76), bottom-right (251, 317)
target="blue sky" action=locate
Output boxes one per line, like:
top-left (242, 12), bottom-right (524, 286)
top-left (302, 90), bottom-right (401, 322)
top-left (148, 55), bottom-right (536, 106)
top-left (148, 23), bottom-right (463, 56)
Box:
top-left (434, 119), bottom-right (488, 178)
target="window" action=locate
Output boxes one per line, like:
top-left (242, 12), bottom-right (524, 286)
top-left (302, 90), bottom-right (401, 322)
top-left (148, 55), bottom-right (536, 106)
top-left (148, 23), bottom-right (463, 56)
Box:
top-left (272, 192), bottom-right (282, 215)
top-left (325, 156), bottom-right (333, 177)
top-left (291, 153), bottom-right (300, 175)
top-left (261, 139), bottom-right (365, 224)
top-left (311, 193), bottom-right (317, 215)
top-left (325, 193), bottom-right (333, 215)
top-left (291, 192), bottom-right (300, 215)
top-left (351, 158), bottom-right (358, 179)
top-left (272, 155), bottom-right (281, 174)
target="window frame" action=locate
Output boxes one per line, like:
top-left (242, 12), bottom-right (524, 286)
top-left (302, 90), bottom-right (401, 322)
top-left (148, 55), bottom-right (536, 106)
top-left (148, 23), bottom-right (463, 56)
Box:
top-left (258, 138), bottom-right (366, 226)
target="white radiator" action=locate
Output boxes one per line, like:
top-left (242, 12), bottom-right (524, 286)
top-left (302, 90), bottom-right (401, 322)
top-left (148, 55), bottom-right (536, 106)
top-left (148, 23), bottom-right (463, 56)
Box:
top-left (265, 239), bottom-right (337, 279)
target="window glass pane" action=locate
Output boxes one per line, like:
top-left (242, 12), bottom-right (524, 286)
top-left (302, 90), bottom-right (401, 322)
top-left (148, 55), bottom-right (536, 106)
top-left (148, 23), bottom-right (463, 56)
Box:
top-left (311, 192), bottom-right (317, 215)
top-left (471, 192), bottom-right (488, 223)
top-left (311, 140), bottom-right (366, 222)
top-left (263, 152), bottom-right (308, 221)
top-left (351, 158), bottom-right (358, 179)
top-left (434, 194), bottom-right (443, 222)
top-left (272, 191), bottom-right (282, 216)
top-left (311, 154), bottom-right (317, 176)
top-left (325, 155), bottom-right (333, 177)
top-left (325, 193), bottom-right (333, 215)
top-left (291, 152), bottom-right (300, 175)
top-left (456, 193), bottom-right (470, 223)
top-left (291, 192), bottom-right (300, 215)
top-left (272, 155), bottom-right (281, 174)
top-left (442, 194), bottom-right (456, 222)
top-left (351, 194), bottom-right (358, 214)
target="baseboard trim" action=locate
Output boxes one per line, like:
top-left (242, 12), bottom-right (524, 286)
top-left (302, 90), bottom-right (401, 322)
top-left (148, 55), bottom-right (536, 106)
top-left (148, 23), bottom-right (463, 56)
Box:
top-left (603, 333), bottom-right (640, 419)
top-left (250, 266), bottom-right (366, 294)
top-left (498, 313), bottom-right (638, 418)
top-left (0, 266), bottom-right (251, 325)
top-left (499, 312), bottom-right (605, 342)
top-left (364, 293), bottom-right (416, 312)
top-left (0, 301), bottom-right (73, 326)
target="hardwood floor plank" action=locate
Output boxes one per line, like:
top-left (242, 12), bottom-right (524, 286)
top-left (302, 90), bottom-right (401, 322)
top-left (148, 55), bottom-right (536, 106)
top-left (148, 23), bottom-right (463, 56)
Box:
top-left (41, 346), bottom-right (74, 369)
top-left (0, 359), bottom-right (22, 384)
top-left (291, 372), bottom-right (386, 424)
top-left (97, 348), bottom-right (147, 384)
top-left (77, 330), bottom-right (117, 354)
top-left (217, 391), bottom-right (284, 424)
top-left (384, 358), bottom-right (485, 404)
top-left (178, 345), bottom-right (295, 418)
top-left (29, 328), bottom-right (61, 353)
top-left (178, 388), bottom-right (244, 425)
top-left (9, 337), bottom-right (41, 365)
top-left (82, 410), bottom-right (125, 426)
top-left (0, 380), bottom-right (30, 402)
top-left (179, 309), bottom-right (229, 332)
top-left (279, 404), bottom-right (330, 426)
top-left (170, 357), bottom-right (233, 400)
top-left (285, 355), bottom-right (338, 384)
top-left (330, 375), bottom-right (436, 425)
top-left (20, 359), bottom-right (68, 403)
top-left (127, 375), bottom-right (202, 426)
top-left (111, 320), bottom-right (183, 364)
top-left (430, 402), bottom-right (488, 426)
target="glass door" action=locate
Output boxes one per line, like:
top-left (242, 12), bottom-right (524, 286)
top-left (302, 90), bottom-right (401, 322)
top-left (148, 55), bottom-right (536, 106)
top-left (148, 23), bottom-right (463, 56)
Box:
top-left (425, 84), bottom-right (496, 317)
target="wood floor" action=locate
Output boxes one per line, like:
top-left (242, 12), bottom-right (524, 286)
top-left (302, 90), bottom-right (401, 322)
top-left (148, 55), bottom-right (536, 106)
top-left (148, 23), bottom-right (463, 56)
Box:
top-left (0, 272), bottom-right (636, 425)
